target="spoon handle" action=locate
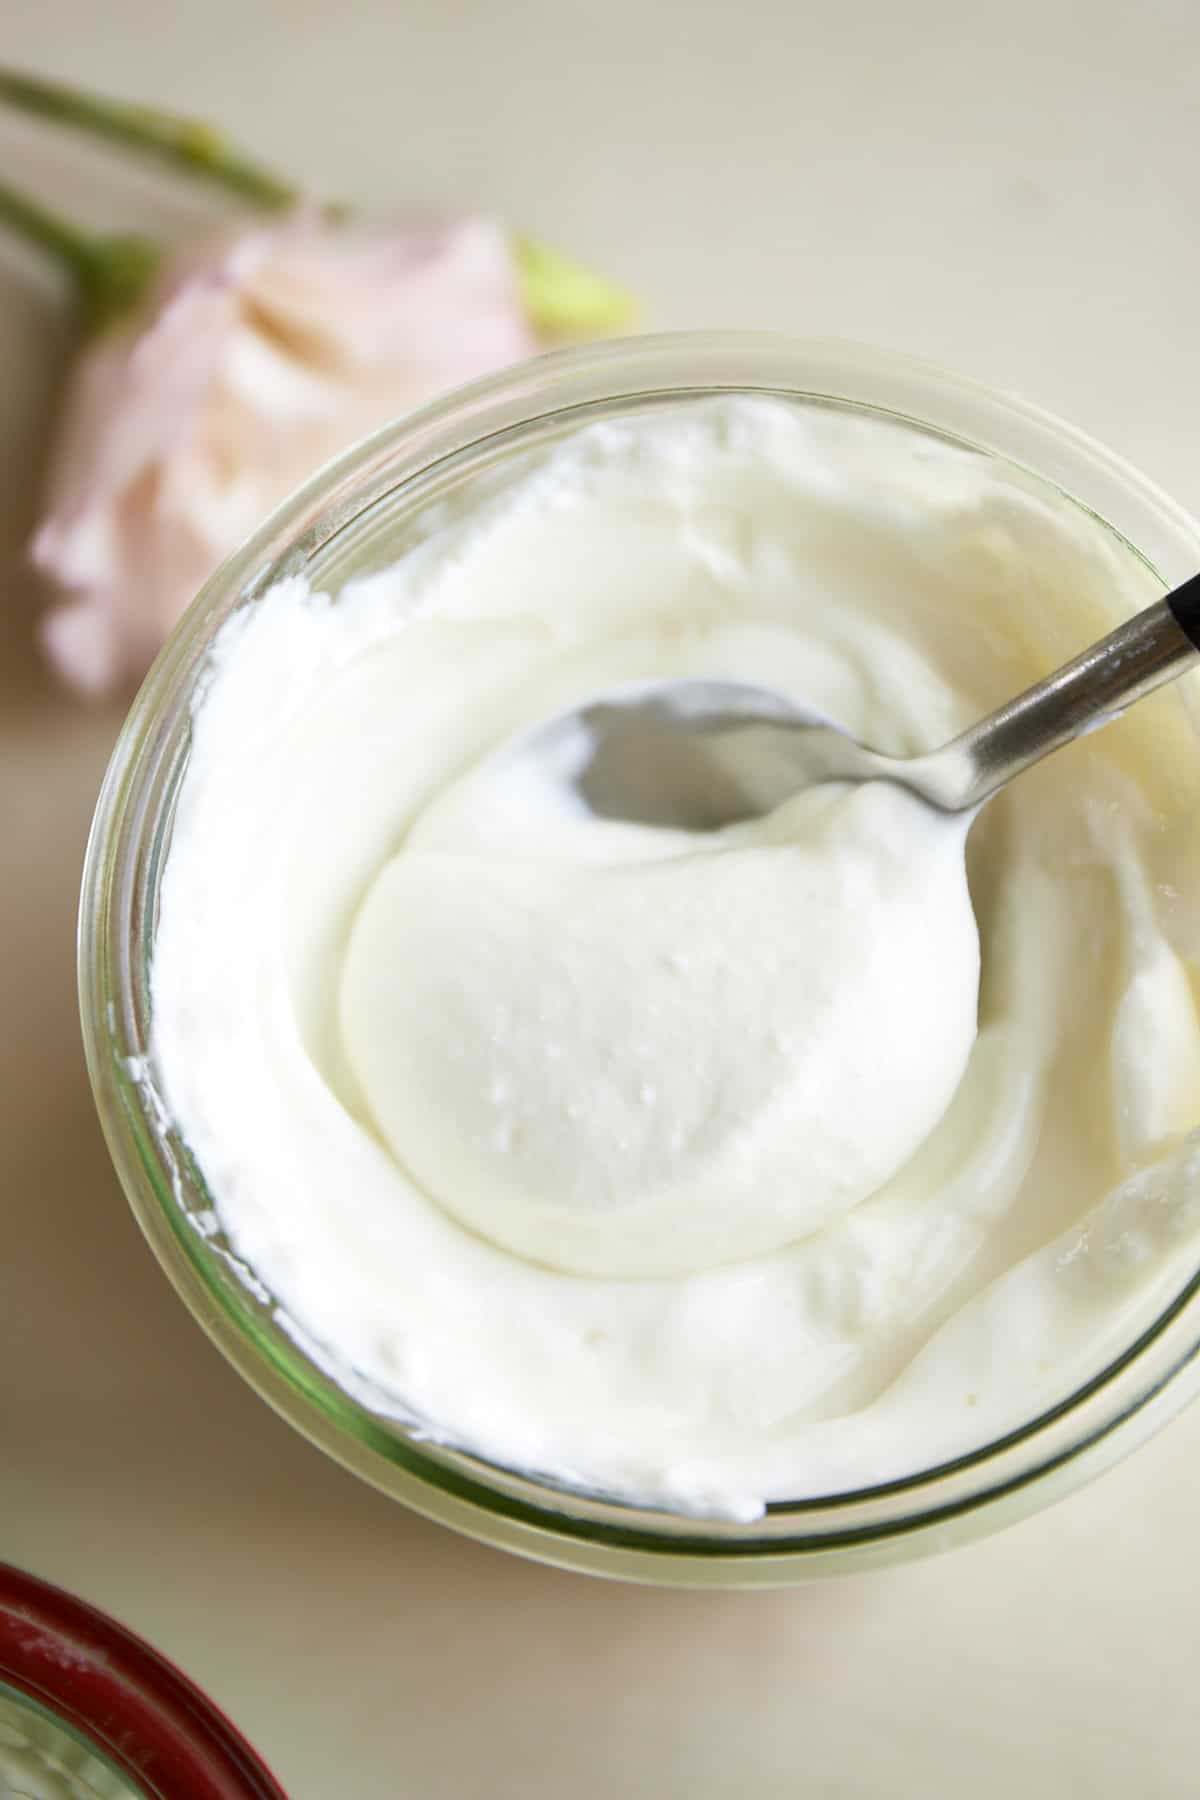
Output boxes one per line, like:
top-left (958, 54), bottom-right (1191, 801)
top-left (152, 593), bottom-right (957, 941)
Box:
top-left (1168, 568), bottom-right (1200, 647)
top-left (936, 573), bottom-right (1200, 810)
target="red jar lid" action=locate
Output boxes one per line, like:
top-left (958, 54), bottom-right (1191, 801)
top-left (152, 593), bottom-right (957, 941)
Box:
top-left (0, 1563), bottom-right (286, 1798)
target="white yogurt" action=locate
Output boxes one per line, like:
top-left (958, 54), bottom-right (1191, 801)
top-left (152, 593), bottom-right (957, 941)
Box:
top-left (342, 777), bottom-right (980, 1279)
top-left (150, 398), bottom-right (1200, 1518)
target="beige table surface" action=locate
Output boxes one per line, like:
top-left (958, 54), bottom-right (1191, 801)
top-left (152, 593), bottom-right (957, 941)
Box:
top-left (3, 1), bottom-right (1200, 1793)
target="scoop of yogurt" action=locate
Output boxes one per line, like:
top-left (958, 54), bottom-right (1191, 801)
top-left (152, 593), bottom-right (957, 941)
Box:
top-left (148, 395), bottom-right (1200, 1517)
top-left (340, 774), bottom-right (979, 1277)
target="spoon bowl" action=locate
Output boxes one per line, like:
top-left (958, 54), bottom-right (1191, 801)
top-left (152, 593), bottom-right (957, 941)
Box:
top-left (525, 575), bottom-right (1200, 830)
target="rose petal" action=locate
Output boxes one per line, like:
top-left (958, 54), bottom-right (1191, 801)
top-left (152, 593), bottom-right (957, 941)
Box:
top-left (32, 214), bottom-right (538, 696)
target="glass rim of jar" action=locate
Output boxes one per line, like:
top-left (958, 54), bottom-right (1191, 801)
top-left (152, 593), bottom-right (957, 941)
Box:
top-left (79, 331), bottom-right (1200, 1587)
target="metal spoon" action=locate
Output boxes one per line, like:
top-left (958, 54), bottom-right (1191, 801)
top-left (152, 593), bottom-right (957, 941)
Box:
top-left (529, 574), bottom-right (1200, 831)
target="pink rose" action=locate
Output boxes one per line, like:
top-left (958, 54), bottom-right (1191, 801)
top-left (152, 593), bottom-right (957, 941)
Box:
top-left (31, 214), bottom-right (538, 696)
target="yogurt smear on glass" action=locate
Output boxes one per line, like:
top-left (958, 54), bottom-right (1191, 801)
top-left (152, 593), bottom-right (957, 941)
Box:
top-left (150, 397), bottom-right (1200, 1519)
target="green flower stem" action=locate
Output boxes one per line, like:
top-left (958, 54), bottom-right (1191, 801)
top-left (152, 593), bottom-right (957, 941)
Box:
top-left (0, 173), bottom-right (160, 329)
top-left (0, 173), bottom-right (94, 270)
top-left (0, 66), bottom-right (298, 210)
top-left (0, 69), bottom-right (637, 337)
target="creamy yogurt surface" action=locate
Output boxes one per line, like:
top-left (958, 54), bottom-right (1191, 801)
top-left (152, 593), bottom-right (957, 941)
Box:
top-left (150, 397), bottom-right (1200, 1518)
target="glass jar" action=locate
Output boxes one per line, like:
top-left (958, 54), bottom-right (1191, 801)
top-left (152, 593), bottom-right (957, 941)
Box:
top-left (0, 1564), bottom-right (284, 1797)
top-left (79, 333), bottom-right (1200, 1586)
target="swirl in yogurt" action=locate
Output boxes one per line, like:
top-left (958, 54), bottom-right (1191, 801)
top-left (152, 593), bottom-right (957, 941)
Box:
top-left (150, 398), bottom-right (1200, 1517)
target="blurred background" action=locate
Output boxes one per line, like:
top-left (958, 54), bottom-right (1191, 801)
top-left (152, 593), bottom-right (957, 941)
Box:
top-left (2, 1), bottom-right (1198, 1794)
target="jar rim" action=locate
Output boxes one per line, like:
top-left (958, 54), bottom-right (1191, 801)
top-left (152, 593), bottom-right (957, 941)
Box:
top-left (79, 331), bottom-right (1200, 1586)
